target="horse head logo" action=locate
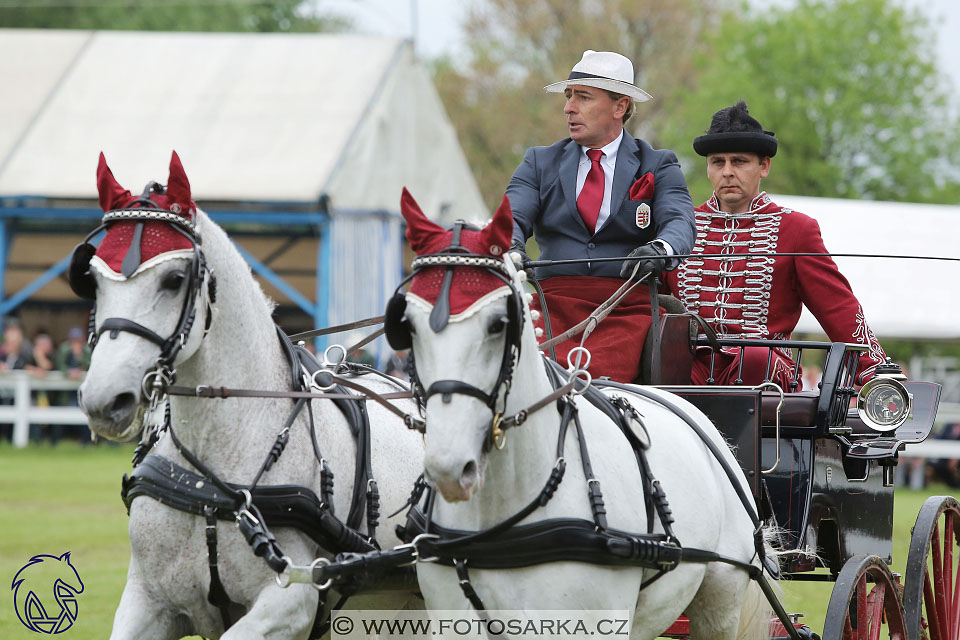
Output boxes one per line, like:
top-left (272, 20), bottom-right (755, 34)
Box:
top-left (11, 552), bottom-right (84, 634)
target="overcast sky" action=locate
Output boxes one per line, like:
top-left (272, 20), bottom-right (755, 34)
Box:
top-left (316, 0), bottom-right (960, 97)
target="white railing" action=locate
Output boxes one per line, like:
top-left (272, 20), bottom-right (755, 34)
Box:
top-left (0, 371), bottom-right (86, 448)
top-left (3, 373), bottom-right (960, 456)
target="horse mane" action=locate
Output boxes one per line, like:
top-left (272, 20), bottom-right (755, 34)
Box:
top-left (195, 207), bottom-right (277, 315)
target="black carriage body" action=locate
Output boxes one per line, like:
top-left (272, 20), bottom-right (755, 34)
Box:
top-left (662, 340), bottom-right (941, 577)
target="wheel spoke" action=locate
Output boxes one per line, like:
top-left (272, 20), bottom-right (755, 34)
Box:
top-left (867, 582), bottom-right (886, 639)
top-left (924, 570), bottom-right (944, 640)
top-left (932, 522), bottom-right (948, 640)
top-left (946, 515), bottom-right (954, 626)
top-left (858, 574), bottom-right (868, 640)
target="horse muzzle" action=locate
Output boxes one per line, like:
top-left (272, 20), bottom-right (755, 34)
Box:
top-left (78, 383), bottom-right (144, 441)
top-left (424, 453), bottom-right (484, 503)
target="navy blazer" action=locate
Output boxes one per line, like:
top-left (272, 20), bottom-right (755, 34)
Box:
top-left (507, 134), bottom-right (695, 280)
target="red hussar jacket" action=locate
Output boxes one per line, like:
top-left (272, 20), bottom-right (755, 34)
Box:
top-left (664, 192), bottom-right (886, 385)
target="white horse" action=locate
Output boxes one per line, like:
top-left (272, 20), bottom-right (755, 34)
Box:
top-left (394, 191), bottom-right (774, 640)
top-left (77, 153), bottom-right (424, 639)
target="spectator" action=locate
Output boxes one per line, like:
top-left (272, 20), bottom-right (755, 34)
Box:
top-left (26, 331), bottom-right (54, 444)
top-left (801, 364), bottom-right (822, 392)
top-left (0, 318), bottom-right (30, 443)
top-left (57, 327), bottom-right (92, 445)
top-left (56, 327), bottom-right (91, 381)
top-left (930, 422), bottom-right (960, 488)
top-left (384, 350), bottom-right (410, 381)
top-left (0, 319), bottom-right (31, 371)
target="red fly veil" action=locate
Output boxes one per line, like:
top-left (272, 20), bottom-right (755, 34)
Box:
top-left (400, 188), bottom-right (514, 316)
top-left (94, 151), bottom-right (196, 276)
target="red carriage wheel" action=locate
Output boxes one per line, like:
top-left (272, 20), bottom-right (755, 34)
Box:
top-left (903, 496), bottom-right (960, 640)
top-left (823, 554), bottom-right (907, 640)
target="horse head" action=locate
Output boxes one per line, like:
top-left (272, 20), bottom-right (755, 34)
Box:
top-left (77, 152), bottom-right (215, 441)
top-left (391, 189), bottom-right (530, 502)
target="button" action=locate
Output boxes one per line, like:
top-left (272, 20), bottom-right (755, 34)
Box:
top-left (587, 242), bottom-right (596, 249)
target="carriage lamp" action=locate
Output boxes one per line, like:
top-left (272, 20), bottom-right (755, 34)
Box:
top-left (856, 360), bottom-right (912, 432)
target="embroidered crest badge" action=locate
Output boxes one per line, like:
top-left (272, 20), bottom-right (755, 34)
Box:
top-left (635, 203), bottom-right (651, 229)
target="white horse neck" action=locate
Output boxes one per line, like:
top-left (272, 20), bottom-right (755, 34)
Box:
top-left (166, 211), bottom-right (298, 471)
top-left (469, 320), bottom-right (588, 523)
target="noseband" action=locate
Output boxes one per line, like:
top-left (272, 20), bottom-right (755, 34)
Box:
top-left (70, 184), bottom-right (216, 394)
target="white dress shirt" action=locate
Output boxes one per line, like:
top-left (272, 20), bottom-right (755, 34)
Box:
top-left (575, 130), bottom-right (622, 232)
top-left (576, 129), bottom-right (673, 255)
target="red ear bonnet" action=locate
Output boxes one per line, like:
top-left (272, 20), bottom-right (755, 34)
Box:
top-left (97, 152), bottom-right (132, 213)
top-left (403, 188), bottom-right (516, 315)
top-left (93, 151), bottom-right (195, 275)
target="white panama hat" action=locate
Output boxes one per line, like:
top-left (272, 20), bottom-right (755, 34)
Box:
top-left (544, 50), bottom-right (652, 102)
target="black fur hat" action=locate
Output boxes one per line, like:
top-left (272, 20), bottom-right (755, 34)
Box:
top-left (693, 100), bottom-right (778, 157)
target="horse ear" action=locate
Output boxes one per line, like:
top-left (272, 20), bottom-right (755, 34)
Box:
top-left (400, 187), bottom-right (445, 254)
top-left (96, 152), bottom-right (131, 213)
top-left (166, 151), bottom-right (193, 215)
top-left (59, 551), bottom-right (71, 562)
top-left (480, 194), bottom-right (514, 256)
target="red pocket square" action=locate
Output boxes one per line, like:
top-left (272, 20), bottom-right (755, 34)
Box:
top-left (629, 172), bottom-right (655, 200)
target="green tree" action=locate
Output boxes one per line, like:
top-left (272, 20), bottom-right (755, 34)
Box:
top-left (659, 0), bottom-right (960, 205)
top-left (0, 0), bottom-right (351, 33)
top-left (432, 0), bottom-right (729, 210)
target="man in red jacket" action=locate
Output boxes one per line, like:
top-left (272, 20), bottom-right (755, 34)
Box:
top-left (664, 100), bottom-right (886, 388)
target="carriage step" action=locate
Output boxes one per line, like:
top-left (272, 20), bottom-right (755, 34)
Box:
top-left (660, 616), bottom-right (819, 639)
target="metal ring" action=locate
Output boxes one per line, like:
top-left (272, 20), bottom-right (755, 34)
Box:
top-left (323, 344), bottom-right (347, 369)
top-left (239, 489), bottom-right (253, 510)
top-left (410, 533), bottom-right (440, 564)
top-left (569, 369), bottom-right (592, 396)
top-left (275, 555), bottom-right (294, 588)
top-left (140, 368), bottom-right (172, 403)
top-left (491, 413), bottom-right (506, 451)
top-left (566, 346), bottom-right (592, 372)
top-left (310, 557), bottom-right (333, 591)
top-left (310, 369), bottom-right (338, 392)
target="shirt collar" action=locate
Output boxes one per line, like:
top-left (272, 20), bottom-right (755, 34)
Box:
top-left (580, 129), bottom-right (624, 161)
top-left (706, 190), bottom-right (773, 215)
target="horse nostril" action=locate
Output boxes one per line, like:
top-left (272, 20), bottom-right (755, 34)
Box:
top-left (460, 460), bottom-right (478, 489)
top-left (110, 392), bottom-right (137, 419)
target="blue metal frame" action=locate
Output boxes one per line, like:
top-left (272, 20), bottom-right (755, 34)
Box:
top-left (0, 201), bottom-right (399, 336)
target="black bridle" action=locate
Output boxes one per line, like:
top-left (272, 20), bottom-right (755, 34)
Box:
top-left (70, 187), bottom-right (215, 394)
top-left (386, 223), bottom-right (526, 447)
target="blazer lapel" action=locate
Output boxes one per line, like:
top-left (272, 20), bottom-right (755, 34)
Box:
top-left (608, 134), bottom-right (641, 227)
top-left (558, 139), bottom-right (587, 233)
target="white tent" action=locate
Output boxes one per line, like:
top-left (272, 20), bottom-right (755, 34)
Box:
top-left (0, 29), bottom-right (488, 341)
top-left (0, 29), bottom-right (485, 220)
top-left (770, 194), bottom-right (960, 340)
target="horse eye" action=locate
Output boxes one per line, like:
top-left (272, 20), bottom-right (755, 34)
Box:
top-left (488, 316), bottom-right (508, 335)
top-left (161, 271), bottom-right (186, 291)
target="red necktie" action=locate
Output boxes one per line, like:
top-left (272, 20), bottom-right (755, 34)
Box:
top-left (577, 149), bottom-right (604, 234)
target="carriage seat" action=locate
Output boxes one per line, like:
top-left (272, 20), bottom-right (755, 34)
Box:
top-left (637, 294), bottom-right (695, 385)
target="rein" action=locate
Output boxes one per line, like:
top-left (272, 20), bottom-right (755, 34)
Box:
top-left (525, 250), bottom-right (960, 269)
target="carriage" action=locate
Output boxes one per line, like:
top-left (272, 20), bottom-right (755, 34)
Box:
top-left (75, 155), bottom-right (956, 640)
top-left (287, 313), bottom-right (952, 640)
top-left (645, 329), bottom-right (950, 639)
top-left (272, 203), bottom-right (953, 640)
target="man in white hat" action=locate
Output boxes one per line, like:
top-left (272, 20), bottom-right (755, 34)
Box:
top-left (506, 50), bottom-right (695, 383)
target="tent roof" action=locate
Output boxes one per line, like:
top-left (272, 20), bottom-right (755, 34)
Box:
top-left (0, 29), bottom-right (486, 221)
top-left (770, 194), bottom-right (960, 339)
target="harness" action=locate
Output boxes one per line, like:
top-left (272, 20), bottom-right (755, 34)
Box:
top-left (317, 237), bottom-right (802, 639)
top-left (122, 331), bottom-right (404, 636)
top-left (71, 189), bottom-right (412, 637)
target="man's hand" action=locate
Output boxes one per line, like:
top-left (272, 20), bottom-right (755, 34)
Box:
top-left (619, 242), bottom-right (667, 280)
top-left (510, 243), bottom-right (535, 280)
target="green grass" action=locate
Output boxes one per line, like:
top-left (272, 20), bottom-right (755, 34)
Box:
top-left (0, 442), bottom-right (954, 638)
top-left (1, 441), bottom-right (135, 639)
